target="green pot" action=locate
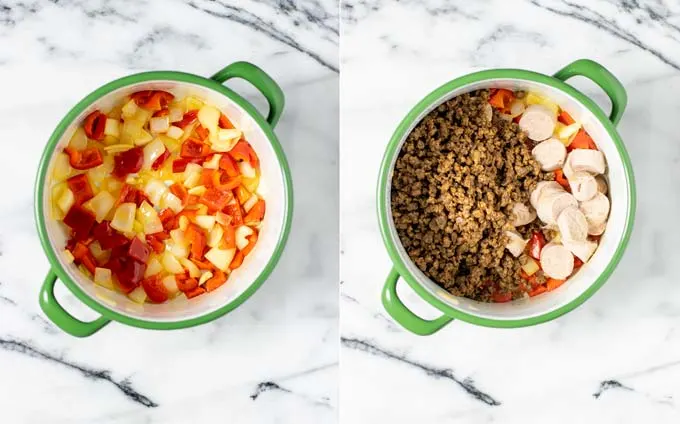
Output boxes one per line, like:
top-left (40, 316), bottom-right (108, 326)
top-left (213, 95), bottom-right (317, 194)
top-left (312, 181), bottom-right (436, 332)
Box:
top-left (378, 59), bottom-right (636, 335)
top-left (35, 62), bottom-right (293, 337)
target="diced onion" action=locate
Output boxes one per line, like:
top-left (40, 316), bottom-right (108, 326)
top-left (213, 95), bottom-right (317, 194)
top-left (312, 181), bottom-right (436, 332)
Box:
top-left (142, 138), bottom-right (166, 170)
top-left (150, 116), bottom-right (170, 134)
top-left (178, 216), bottom-right (189, 231)
top-left (179, 257), bottom-right (201, 278)
top-left (559, 122), bottom-right (581, 140)
top-left (185, 96), bottom-right (204, 112)
top-left (215, 211), bottom-right (230, 226)
top-left (243, 194), bottom-right (259, 213)
top-left (53, 153), bottom-right (72, 181)
top-left (104, 144), bottom-right (135, 154)
top-left (57, 188), bottom-right (75, 213)
top-left (128, 286), bottom-right (147, 304)
top-left (94, 267), bottom-right (114, 290)
top-left (210, 133), bottom-right (240, 152)
top-left (169, 107), bottom-right (184, 122)
top-left (170, 228), bottom-right (187, 246)
top-left (161, 251), bottom-right (184, 274)
top-left (104, 118), bottom-right (120, 137)
top-left (195, 215), bottom-right (215, 232)
top-left (133, 128), bottom-right (153, 146)
top-left (89, 241), bottom-right (110, 263)
top-left (160, 192), bottom-right (183, 213)
top-left (88, 155), bottom-right (114, 187)
top-left (198, 105), bottom-right (220, 137)
top-left (121, 99), bottom-right (139, 119)
top-left (235, 225), bottom-right (254, 250)
top-left (84, 190), bottom-right (115, 222)
top-left (198, 271), bottom-right (213, 286)
top-left (187, 185), bottom-right (207, 196)
top-left (143, 179), bottom-right (169, 206)
top-left (203, 154), bottom-right (221, 169)
top-left (166, 126), bottom-right (184, 140)
top-left (69, 127), bottom-right (88, 150)
top-left (238, 161), bottom-right (256, 178)
top-left (204, 247), bottom-right (236, 272)
top-left (195, 204), bottom-right (208, 215)
top-left (63, 249), bottom-right (75, 264)
top-left (145, 257), bottom-right (163, 278)
top-left (162, 275), bottom-right (179, 295)
top-left (207, 225), bottom-right (224, 248)
top-left (111, 203), bottom-right (136, 233)
top-left (137, 201), bottom-right (164, 234)
top-left (521, 256), bottom-right (540, 276)
top-left (167, 241), bottom-right (189, 258)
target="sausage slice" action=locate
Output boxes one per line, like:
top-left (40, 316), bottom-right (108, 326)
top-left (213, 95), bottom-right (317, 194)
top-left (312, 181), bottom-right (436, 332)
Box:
top-left (540, 243), bottom-right (574, 280)
top-left (519, 104), bottom-right (557, 141)
top-left (579, 192), bottom-right (610, 235)
top-left (557, 206), bottom-right (588, 241)
top-left (568, 171), bottom-right (598, 201)
top-left (532, 138), bottom-right (567, 171)
top-left (530, 181), bottom-right (563, 209)
top-left (569, 149), bottom-right (606, 174)
top-left (536, 191), bottom-right (578, 225)
top-left (563, 239), bottom-right (598, 262)
top-left (505, 230), bottom-right (528, 258)
top-left (595, 175), bottom-right (608, 195)
top-left (511, 203), bottom-right (536, 226)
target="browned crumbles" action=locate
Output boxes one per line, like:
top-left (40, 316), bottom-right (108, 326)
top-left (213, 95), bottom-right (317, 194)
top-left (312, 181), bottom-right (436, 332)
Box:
top-left (390, 89), bottom-right (551, 302)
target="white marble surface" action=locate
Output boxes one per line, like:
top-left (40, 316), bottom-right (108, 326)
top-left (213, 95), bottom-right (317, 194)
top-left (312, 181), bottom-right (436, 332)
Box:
top-left (0, 1), bottom-right (338, 423)
top-left (341, 0), bottom-right (680, 423)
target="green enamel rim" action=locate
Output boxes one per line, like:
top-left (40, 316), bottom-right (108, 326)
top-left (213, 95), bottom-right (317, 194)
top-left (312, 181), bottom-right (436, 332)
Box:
top-left (378, 61), bottom-right (636, 330)
top-left (35, 66), bottom-right (293, 331)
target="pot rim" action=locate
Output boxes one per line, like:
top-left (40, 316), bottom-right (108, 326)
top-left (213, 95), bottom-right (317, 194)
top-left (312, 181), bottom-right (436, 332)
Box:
top-left (377, 68), bottom-right (636, 328)
top-left (35, 70), bottom-right (293, 330)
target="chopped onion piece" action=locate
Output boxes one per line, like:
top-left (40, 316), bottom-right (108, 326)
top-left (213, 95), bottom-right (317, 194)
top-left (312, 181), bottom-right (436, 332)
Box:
top-left (57, 188), bottom-right (75, 214)
top-left (207, 225), bottom-right (224, 248)
top-left (142, 138), bottom-right (166, 170)
top-left (53, 153), bottom-right (72, 181)
top-left (166, 126), bottom-right (184, 140)
top-left (187, 185), bottom-right (207, 196)
top-left (203, 154), bottom-right (221, 169)
top-left (111, 202), bottom-right (136, 233)
top-left (238, 161), bottom-right (256, 178)
top-left (215, 211), bottom-right (230, 226)
top-left (104, 144), bottom-right (135, 154)
top-left (162, 275), bottom-right (179, 295)
top-left (63, 249), bottom-right (75, 264)
top-left (509, 100), bottom-right (525, 118)
top-left (84, 190), bottom-right (115, 222)
top-left (87, 155), bottom-right (114, 187)
top-left (170, 228), bottom-right (187, 246)
top-left (235, 225), bottom-right (254, 250)
top-left (69, 127), bottom-right (88, 150)
top-left (205, 247), bottom-right (236, 272)
top-left (94, 267), bottom-right (114, 290)
top-left (121, 99), bottom-right (139, 118)
top-left (161, 251), bottom-right (184, 274)
top-left (150, 116), bottom-right (170, 134)
top-left (143, 179), bottom-right (169, 206)
top-left (137, 201), bottom-right (163, 234)
top-left (195, 215), bottom-right (215, 232)
top-left (178, 216), bottom-right (189, 231)
top-left (169, 107), bottom-right (183, 122)
top-left (243, 194), bottom-right (259, 213)
top-left (183, 163), bottom-right (203, 188)
top-left (160, 192), bottom-right (183, 213)
top-left (167, 241), bottom-right (189, 258)
top-left (198, 105), bottom-right (220, 138)
top-left (133, 128), bottom-right (153, 146)
top-left (128, 286), bottom-right (147, 304)
top-left (145, 257), bottom-right (163, 278)
top-left (104, 118), bottom-right (120, 137)
top-left (211, 132), bottom-right (240, 152)
top-left (179, 257), bottom-right (201, 278)
top-left (198, 271), bottom-right (213, 286)
top-left (89, 241), bottom-right (110, 263)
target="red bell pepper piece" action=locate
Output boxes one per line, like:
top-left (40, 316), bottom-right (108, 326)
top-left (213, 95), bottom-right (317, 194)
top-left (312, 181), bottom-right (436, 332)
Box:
top-left (153, 108), bottom-right (169, 117)
top-left (128, 237), bottom-right (150, 264)
top-left (185, 223), bottom-right (207, 259)
top-left (241, 232), bottom-right (258, 256)
top-left (199, 188), bottom-right (232, 212)
top-left (66, 174), bottom-right (94, 205)
top-left (141, 274), bottom-right (169, 303)
top-left (191, 258), bottom-right (214, 270)
top-left (63, 205), bottom-right (96, 240)
top-left (63, 147), bottom-right (103, 170)
top-left (204, 270), bottom-right (227, 292)
top-left (180, 138), bottom-right (208, 158)
top-left (229, 140), bottom-right (259, 169)
top-left (174, 110), bottom-right (198, 129)
top-left (185, 286), bottom-right (206, 299)
top-left (223, 203), bottom-right (243, 226)
top-left (115, 183), bottom-right (149, 207)
top-left (177, 276), bottom-right (198, 293)
top-left (113, 147), bottom-right (144, 178)
top-left (158, 208), bottom-right (175, 225)
top-left (115, 258), bottom-right (146, 291)
top-left (145, 234), bottom-right (165, 254)
top-left (558, 110), bottom-right (575, 125)
top-left (491, 291), bottom-right (513, 303)
top-left (219, 154), bottom-right (240, 177)
top-left (92, 221), bottom-right (128, 249)
top-left (243, 199), bottom-right (265, 225)
top-left (574, 256), bottom-right (584, 269)
top-left (229, 250), bottom-right (244, 270)
top-left (151, 148), bottom-right (171, 170)
top-left (169, 182), bottom-right (189, 205)
top-left (529, 285), bottom-right (547, 297)
top-left (554, 168), bottom-right (570, 190)
top-left (195, 124), bottom-right (209, 140)
top-left (219, 113), bottom-right (234, 129)
top-left (222, 224), bottom-right (236, 249)
top-left (528, 231), bottom-right (547, 260)
top-left (567, 129), bottom-right (598, 151)
top-left (488, 89), bottom-right (514, 111)
top-left (546, 278), bottom-right (565, 291)
top-left (131, 90), bottom-right (174, 111)
top-left (213, 171), bottom-right (242, 192)
top-left (83, 110), bottom-right (107, 141)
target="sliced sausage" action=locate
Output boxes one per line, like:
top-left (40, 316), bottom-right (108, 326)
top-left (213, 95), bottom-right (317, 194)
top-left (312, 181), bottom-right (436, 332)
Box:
top-left (569, 149), bottom-right (606, 174)
top-left (579, 192), bottom-right (610, 235)
top-left (505, 230), bottom-right (527, 258)
top-left (536, 191), bottom-right (578, 225)
top-left (519, 104), bottom-right (557, 141)
top-left (556, 206), bottom-right (588, 241)
top-left (562, 154), bottom-right (576, 179)
top-left (530, 181), bottom-right (563, 209)
top-left (511, 203), bottom-right (536, 226)
top-left (563, 239), bottom-right (598, 262)
top-left (540, 243), bottom-right (574, 280)
top-left (568, 171), bottom-right (598, 201)
top-left (595, 175), bottom-right (608, 195)
top-left (532, 138), bottom-right (567, 171)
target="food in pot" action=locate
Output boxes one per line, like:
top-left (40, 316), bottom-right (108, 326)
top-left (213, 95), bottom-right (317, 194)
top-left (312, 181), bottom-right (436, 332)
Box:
top-left (390, 88), bottom-right (610, 302)
top-left (50, 90), bottom-right (265, 303)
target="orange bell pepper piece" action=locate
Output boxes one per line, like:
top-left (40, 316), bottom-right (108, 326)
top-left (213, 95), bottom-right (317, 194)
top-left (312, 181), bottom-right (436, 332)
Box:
top-left (558, 110), bottom-right (575, 125)
top-left (488, 89), bottom-right (514, 111)
top-left (185, 286), bottom-right (206, 299)
top-left (546, 278), bottom-right (565, 291)
top-left (205, 270), bottom-right (228, 292)
top-left (229, 250), bottom-right (244, 270)
top-left (243, 199), bottom-right (265, 225)
top-left (554, 169), bottom-right (570, 190)
top-left (567, 129), bottom-right (597, 151)
top-left (241, 232), bottom-right (258, 256)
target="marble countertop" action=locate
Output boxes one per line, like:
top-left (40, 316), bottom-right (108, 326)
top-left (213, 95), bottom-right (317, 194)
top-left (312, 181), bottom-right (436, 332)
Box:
top-left (341, 0), bottom-right (680, 423)
top-left (0, 1), bottom-right (338, 423)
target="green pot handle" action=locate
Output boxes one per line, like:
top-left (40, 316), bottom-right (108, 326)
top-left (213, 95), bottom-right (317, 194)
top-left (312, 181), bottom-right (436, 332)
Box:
top-left (210, 61), bottom-right (285, 129)
top-left (553, 59), bottom-right (627, 126)
top-left (39, 270), bottom-right (110, 337)
top-left (381, 268), bottom-right (454, 335)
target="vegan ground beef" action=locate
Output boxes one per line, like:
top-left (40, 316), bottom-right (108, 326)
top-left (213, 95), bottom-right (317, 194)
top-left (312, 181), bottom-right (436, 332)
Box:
top-left (391, 89), bottom-right (552, 302)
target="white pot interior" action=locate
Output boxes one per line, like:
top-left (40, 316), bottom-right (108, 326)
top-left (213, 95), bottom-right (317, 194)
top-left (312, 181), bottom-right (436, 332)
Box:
top-left (386, 78), bottom-right (630, 321)
top-left (43, 81), bottom-right (287, 322)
